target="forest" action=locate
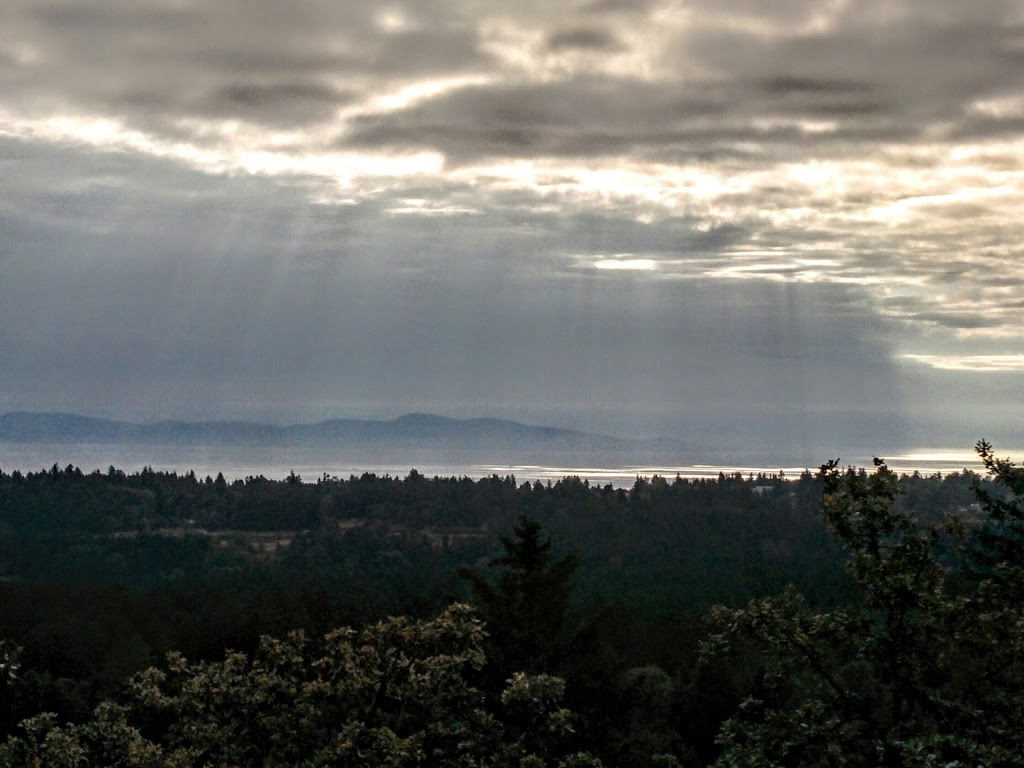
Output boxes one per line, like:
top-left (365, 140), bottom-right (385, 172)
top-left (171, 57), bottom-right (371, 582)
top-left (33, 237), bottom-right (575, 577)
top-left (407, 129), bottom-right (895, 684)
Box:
top-left (0, 443), bottom-right (1021, 767)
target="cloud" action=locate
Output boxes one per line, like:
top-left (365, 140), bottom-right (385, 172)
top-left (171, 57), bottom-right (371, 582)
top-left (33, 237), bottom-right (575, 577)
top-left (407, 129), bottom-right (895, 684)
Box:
top-left (581, 0), bottom-right (658, 14)
top-left (200, 82), bottom-right (355, 125)
top-left (546, 27), bottom-right (622, 52)
top-left (902, 355), bottom-right (1024, 372)
top-left (592, 258), bottom-right (658, 271)
top-left (1, 0), bottom-right (1023, 433)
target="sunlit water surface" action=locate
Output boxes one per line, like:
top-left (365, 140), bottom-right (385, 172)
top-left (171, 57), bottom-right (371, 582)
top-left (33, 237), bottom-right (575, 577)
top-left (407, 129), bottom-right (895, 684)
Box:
top-left (0, 443), bottom-right (1007, 488)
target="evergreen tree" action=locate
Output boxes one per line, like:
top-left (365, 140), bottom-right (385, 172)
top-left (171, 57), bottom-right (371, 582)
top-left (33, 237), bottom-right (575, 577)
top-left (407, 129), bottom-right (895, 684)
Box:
top-left (462, 516), bottom-right (581, 680)
top-left (704, 450), bottom-right (1024, 767)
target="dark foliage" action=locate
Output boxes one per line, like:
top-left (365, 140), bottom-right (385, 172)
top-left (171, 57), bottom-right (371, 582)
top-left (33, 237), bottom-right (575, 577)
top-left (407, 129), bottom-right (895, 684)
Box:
top-left (0, 455), bottom-right (995, 765)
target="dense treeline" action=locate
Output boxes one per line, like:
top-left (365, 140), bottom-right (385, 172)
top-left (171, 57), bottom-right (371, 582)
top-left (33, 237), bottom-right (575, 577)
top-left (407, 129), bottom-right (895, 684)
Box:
top-left (0, 456), bottom-right (1002, 765)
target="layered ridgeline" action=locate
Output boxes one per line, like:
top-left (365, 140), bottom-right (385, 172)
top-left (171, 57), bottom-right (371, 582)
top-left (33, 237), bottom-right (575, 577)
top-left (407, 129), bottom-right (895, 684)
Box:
top-left (0, 411), bottom-right (627, 449)
top-left (0, 412), bottom-right (698, 472)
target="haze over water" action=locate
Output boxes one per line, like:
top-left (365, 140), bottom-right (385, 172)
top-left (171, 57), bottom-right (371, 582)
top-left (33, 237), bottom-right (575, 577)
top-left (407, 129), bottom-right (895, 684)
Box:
top-left (0, 442), bottom-right (1000, 489)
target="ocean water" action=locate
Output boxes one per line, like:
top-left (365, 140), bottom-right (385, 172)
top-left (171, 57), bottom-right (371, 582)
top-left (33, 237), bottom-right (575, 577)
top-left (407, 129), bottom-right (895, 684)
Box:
top-left (0, 442), bottom-right (1001, 488)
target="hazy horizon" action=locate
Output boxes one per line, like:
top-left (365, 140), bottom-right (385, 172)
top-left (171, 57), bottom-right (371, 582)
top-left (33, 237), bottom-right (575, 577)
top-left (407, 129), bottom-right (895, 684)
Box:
top-left (2, 1), bottom-right (1022, 453)
top-left (2, 405), bottom-right (1020, 455)
top-left (1, 408), bottom-right (1017, 488)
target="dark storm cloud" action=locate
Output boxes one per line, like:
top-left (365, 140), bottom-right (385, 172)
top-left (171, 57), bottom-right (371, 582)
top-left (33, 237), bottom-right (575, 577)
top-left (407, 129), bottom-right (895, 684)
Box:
top-left (320, 2), bottom-right (1023, 170)
top-left (363, 28), bottom-right (488, 74)
top-left (212, 83), bottom-right (351, 111)
top-left (950, 114), bottom-right (1024, 142)
top-left (5, 0), bottom-right (1022, 160)
top-left (341, 75), bottom-right (906, 164)
top-left (760, 77), bottom-right (873, 95)
top-left (672, 6), bottom-right (1024, 130)
top-left (2, 0), bottom-right (484, 132)
top-left (198, 82), bottom-right (356, 126)
top-left (581, 0), bottom-right (658, 14)
top-left (546, 27), bottom-right (622, 52)
top-left (757, 76), bottom-right (888, 117)
top-left (341, 75), bottom-right (862, 165)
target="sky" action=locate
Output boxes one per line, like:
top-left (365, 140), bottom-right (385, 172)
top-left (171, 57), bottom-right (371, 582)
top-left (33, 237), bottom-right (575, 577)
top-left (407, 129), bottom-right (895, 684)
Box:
top-left (2, 0), bottom-right (1023, 455)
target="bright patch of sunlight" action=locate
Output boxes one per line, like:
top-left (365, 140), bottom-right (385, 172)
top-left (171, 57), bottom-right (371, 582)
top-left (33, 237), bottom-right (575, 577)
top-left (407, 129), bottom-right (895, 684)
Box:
top-left (375, 7), bottom-right (413, 33)
top-left (970, 95), bottom-right (1024, 119)
top-left (593, 258), bottom-right (658, 271)
top-left (889, 451), bottom-right (985, 463)
top-left (900, 354), bottom-right (1024, 372)
top-left (342, 75), bottom-right (494, 117)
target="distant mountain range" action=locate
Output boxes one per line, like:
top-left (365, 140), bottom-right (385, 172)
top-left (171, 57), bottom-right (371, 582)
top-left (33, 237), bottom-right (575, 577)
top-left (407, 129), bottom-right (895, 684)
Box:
top-left (0, 411), bottom-right (652, 453)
